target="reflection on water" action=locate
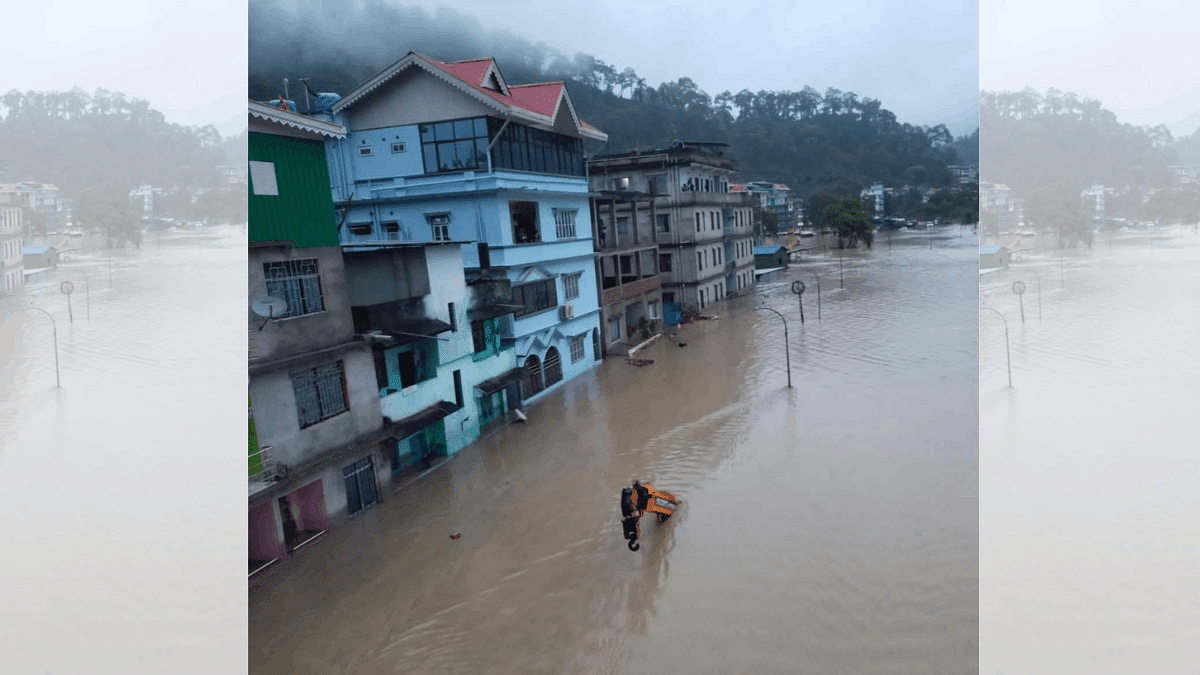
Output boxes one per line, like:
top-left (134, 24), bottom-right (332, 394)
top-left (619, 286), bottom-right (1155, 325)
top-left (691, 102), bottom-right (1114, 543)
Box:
top-left (980, 227), bottom-right (1200, 673)
top-left (250, 227), bottom-right (977, 675)
top-left (0, 228), bottom-right (247, 675)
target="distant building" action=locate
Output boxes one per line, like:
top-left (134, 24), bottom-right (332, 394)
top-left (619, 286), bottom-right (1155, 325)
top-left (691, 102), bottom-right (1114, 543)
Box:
top-left (948, 165), bottom-right (978, 184)
top-left (22, 244), bottom-right (56, 270)
top-left (1080, 184), bottom-right (1107, 220)
top-left (980, 182), bottom-right (1016, 232)
top-left (2, 203), bottom-right (24, 293)
top-left (861, 183), bottom-right (886, 220)
top-left (753, 244), bottom-right (789, 270)
top-left (979, 245), bottom-right (1010, 269)
top-left (734, 181), bottom-right (794, 231)
top-left (590, 142), bottom-right (756, 321)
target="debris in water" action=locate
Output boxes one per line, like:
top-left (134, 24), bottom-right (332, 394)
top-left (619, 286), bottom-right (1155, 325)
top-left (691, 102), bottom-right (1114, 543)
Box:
top-left (450, 533), bottom-right (461, 540)
top-left (627, 358), bottom-right (654, 367)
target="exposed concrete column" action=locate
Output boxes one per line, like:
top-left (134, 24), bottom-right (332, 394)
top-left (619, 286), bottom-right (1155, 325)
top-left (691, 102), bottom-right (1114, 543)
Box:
top-left (608, 200), bottom-right (618, 249)
top-left (650, 197), bottom-right (658, 245)
top-left (631, 197), bottom-right (639, 246)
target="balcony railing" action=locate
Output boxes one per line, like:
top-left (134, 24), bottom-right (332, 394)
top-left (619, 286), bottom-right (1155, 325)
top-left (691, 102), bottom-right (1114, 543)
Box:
top-left (249, 446), bottom-right (287, 494)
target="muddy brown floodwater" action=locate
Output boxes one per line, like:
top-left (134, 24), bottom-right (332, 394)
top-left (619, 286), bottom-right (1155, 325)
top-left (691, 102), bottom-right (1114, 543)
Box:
top-left (249, 228), bottom-right (978, 675)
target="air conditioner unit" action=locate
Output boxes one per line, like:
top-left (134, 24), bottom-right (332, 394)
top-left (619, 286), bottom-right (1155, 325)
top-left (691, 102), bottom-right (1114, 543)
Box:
top-left (559, 304), bottom-right (575, 320)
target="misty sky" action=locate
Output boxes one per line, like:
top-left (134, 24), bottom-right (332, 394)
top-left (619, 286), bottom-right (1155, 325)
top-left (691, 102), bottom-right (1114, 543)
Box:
top-left (443, 0), bottom-right (979, 134)
top-left (982, 0), bottom-right (1200, 135)
top-left (3, 0), bottom-right (245, 133)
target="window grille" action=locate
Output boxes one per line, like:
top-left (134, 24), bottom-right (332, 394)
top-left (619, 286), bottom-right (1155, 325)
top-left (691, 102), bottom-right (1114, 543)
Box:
top-left (359, 146), bottom-right (374, 157)
top-left (391, 142), bottom-right (406, 153)
top-left (659, 253), bottom-right (672, 272)
top-left (570, 336), bottom-right (585, 362)
top-left (512, 279), bottom-right (557, 317)
top-left (543, 347), bottom-right (563, 386)
top-left (291, 361), bottom-right (348, 428)
top-left (563, 273), bottom-right (581, 300)
top-left (263, 258), bottom-right (324, 318)
top-left (554, 209), bottom-right (577, 239)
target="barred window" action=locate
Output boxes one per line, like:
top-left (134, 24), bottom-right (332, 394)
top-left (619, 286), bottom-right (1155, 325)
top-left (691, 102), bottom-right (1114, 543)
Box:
top-left (659, 253), bottom-right (672, 272)
top-left (263, 258), bottom-right (324, 318)
top-left (656, 214), bottom-right (670, 233)
top-left (291, 361), bottom-right (349, 429)
top-left (563, 273), bottom-right (581, 300)
top-left (570, 335), bottom-right (585, 362)
top-left (554, 209), bottom-right (577, 239)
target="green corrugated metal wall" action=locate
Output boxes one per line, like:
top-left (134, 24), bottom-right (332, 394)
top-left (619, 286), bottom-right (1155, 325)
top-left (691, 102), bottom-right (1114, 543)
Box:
top-left (249, 132), bottom-right (339, 247)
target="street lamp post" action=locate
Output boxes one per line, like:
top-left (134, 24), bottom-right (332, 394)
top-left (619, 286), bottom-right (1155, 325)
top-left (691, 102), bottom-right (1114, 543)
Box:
top-left (981, 307), bottom-right (1011, 388)
top-left (1033, 272), bottom-right (1042, 322)
top-left (811, 272), bottom-right (821, 321)
top-left (838, 248), bottom-right (844, 289)
top-left (754, 305), bottom-right (792, 388)
top-left (22, 306), bottom-right (60, 388)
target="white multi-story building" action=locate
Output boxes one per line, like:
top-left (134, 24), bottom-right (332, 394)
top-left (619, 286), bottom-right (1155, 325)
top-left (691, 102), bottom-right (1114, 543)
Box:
top-left (1, 203), bottom-right (24, 293)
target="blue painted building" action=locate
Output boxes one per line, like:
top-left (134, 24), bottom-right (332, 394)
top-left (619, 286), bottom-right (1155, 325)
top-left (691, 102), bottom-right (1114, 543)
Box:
top-left (314, 52), bottom-right (608, 404)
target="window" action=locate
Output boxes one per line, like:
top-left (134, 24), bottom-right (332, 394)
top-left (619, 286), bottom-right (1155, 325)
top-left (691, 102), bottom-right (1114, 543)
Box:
top-left (382, 222), bottom-right (399, 239)
top-left (613, 177), bottom-right (630, 190)
top-left (396, 342), bottom-right (436, 388)
top-left (263, 258), bottom-right (324, 318)
top-left (648, 173), bottom-right (667, 195)
top-left (659, 253), bottom-right (672, 272)
top-left (512, 278), bottom-right (557, 317)
top-left (697, 251), bottom-right (703, 270)
top-left (420, 117), bottom-right (489, 173)
top-left (291, 361), bottom-right (348, 428)
top-left (619, 255), bottom-right (633, 276)
top-left (510, 201), bottom-right (540, 243)
top-left (490, 119), bottom-right (584, 176)
top-left (663, 292), bottom-right (675, 303)
top-left (390, 142), bottom-right (406, 153)
top-left (656, 214), bottom-right (670, 233)
top-left (554, 209), bottom-right (577, 239)
top-left (427, 213), bottom-right (451, 242)
top-left (570, 335), bottom-right (585, 362)
top-left (348, 224), bottom-right (373, 236)
top-left (544, 347), bottom-right (563, 387)
top-left (617, 217), bottom-right (629, 235)
top-left (248, 161), bottom-right (278, 196)
top-left (359, 146), bottom-right (374, 157)
top-left (564, 273), bottom-right (581, 300)
top-left (471, 319), bottom-right (488, 354)
top-left (648, 301), bottom-right (660, 320)
top-left (695, 213), bottom-right (701, 232)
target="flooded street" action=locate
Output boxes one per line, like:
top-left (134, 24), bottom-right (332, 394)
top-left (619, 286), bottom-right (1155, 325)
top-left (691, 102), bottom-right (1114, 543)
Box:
top-left (0, 228), bottom-right (248, 674)
top-left (979, 226), bottom-right (1200, 673)
top-left (249, 227), bottom-right (978, 675)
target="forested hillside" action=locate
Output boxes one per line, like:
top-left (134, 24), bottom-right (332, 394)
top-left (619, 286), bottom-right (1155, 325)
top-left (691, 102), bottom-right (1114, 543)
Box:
top-left (980, 87), bottom-right (1176, 195)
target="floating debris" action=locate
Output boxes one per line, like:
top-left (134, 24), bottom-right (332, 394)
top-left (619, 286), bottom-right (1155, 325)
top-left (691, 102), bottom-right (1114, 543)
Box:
top-left (449, 533), bottom-right (461, 540)
top-left (627, 358), bottom-right (654, 367)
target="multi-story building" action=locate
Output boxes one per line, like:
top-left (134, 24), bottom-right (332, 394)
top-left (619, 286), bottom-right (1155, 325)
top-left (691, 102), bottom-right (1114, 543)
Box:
top-left (589, 142), bottom-right (756, 320)
top-left (981, 181), bottom-right (1016, 231)
top-left (1081, 183), bottom-right (1107, 220)
top-left (314, 51), bottom-right (608, 404)
top-left (9, 182), bottom-right (61, 232)
top-left (340, 238), bottom-right (521, 479)
top-left (861, 182), bottom-right (886, 220)
top-left (248, 100), bottom-right (391, 577)
top-left (736, 181), bottom-right (794, 232)
top-left (1, 189), bottom-right (25, 293)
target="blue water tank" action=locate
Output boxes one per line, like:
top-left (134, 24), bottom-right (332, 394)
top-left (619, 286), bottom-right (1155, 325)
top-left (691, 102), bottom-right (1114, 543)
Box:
top-left (311, 93), bottom-right (341, 113)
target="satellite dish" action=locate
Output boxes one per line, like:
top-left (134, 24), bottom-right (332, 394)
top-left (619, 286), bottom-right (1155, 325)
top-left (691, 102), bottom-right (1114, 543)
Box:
top-left (252, 296), bottom-right (288, 318)
top-left (251, 296), bottom-right (288, 330)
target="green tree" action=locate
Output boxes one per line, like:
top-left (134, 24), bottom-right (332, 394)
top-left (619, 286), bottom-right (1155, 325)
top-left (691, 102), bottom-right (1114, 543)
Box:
top-left (76, 185), bottom-right (140, 247)
top-left (1030, 192), bottom-right (1093, 249)
top-left (823, 199), bottom-right (873, 248)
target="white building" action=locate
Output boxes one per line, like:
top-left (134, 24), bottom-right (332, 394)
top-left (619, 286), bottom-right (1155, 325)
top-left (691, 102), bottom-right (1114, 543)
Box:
top-left (1, 203), bottom-right (24, 293)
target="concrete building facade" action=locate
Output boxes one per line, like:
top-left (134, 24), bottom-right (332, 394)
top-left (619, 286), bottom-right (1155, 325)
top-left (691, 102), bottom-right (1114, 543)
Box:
top-left (589, 142), bottom-right (756, 318)
top-left (315, 51), bottom-right (608, 405)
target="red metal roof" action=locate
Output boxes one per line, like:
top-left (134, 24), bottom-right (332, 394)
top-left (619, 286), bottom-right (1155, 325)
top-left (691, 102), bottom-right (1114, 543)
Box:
top-left (428, 56), bottom-right (597, 132)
